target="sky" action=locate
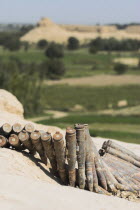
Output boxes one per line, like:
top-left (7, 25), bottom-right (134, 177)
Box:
top-left (0, 0), bottom-right (139, 25)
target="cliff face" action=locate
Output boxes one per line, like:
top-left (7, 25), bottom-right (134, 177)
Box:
top-left (20, 18), bottom-right (140, 44)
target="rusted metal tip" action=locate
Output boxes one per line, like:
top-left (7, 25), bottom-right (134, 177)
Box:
top-left (18, 131), bottom-right (29, 142)
top-left (66, 127), bottom-right (76, 134)
top-left (99, 149), bottom-right (105, 156)
top-left (107, 140), bottom-right (112, 147)
top-left (41, 132), bottom-right (51, 141)
top-left (102, 141), bottom-right (108, 150)
top-left (9, 134), bottom-right (19, 146)
top-left (2, 123), bottom-right (12, 133)
top-left (74, 124), bottom-right (84, 129)
top-left (0, 135), bottom-right (7, 147)
top-left (53, 131), bottom-right (63, 141)
top-left (13, 123), bottom-right (22, 133)
top-left (30, 131), bottom-right (40, 140)
top-left (105, 147), bottom-right (110, 153)
top-left (25, 123), bottom-right (35, 133)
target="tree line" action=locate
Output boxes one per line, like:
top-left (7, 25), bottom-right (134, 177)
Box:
top-left (89, 37), bottom-right (140, 52)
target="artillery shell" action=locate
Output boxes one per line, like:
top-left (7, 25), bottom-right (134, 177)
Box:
top-left (94, 157), bottom-right (107, 190)
top-left (66, 127), bottom-right (76, 187)
top-left (84, 124), bottom-right (107, 190)
top-left (114, 174), bottom-right (135, 192)
top-left (12, 123), bottom-right (23, 134)
top-left (99, 149), bottom-right (105, 156)
top-left (92, 159), bottom-right (99, 192)
top-left (0, 123), bottom-right (12, 137)
top-left (41, 132), bottom-right (57, 173)
top-left (101, 160), bottom-right (131, 191)
top-left (75, 124), bottom-right (86, 189)
top-left (132, 172), bottom-right (140, 182)
top-left (0, 135), bottom-right (8, 147)
top-left (120, 191), bottom-right (137, 200)
top-left (30, 131), bottom-right (47, 165)
top-left (9, 134), bottom-right (23, 150)
top-left (106, 147), bottom-right (140, 168)
top-left (118, 172), bottom-right (139, 192)
top-left (98, 186), bottom-right (112, 196)
top-left (102, 141), bottom-right (108, 150)
top-left (107, 140), bottom-right (140, 162)
top-left (103, 154), bottom-right (136, 191)
top-left (103, 153), bottom-right (138, 175)
top-left (24, 123), bottom-right (35, 133)
top-left (101, 161), bottom-right (117, 193)
top-left (84, 124), bottom-right (94, 191)
top-left (53, 131), bottom-right (67, 184)
top-left (127, 177), bottom-right (140, 191)
top-left (18, 130), bottom-right (36, 155)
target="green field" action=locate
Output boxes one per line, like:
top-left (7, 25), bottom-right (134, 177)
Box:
top-left (0, 47), bottom-right (140, 78)
top-left (45, 85), bottom-right (140, 111)
top-left (36, 83), bottom-right (140, 144)
top-left (37, 114), bottom-right (140, 144)
top-left (0, 46), bottom-right (140, 144)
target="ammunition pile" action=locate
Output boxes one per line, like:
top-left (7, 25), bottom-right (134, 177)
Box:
top-left (0, 123), bottom-right (140, 201)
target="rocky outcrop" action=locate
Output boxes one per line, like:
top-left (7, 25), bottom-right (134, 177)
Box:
top-left (0, 89), bottom-right (62, 134)
top-left (0, 89), bottom-right (24, 117)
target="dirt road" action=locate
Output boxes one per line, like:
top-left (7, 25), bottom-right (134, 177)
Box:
top-left (47, 75), bottom-right (140, 86)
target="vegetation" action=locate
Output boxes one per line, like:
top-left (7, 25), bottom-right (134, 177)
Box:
top-left (37, 39), bottom-right (48, 49)
top-left (89, 37), bottom-right (140, 51)
top-left (0, 32), bottom-right (21, 51)
top-left (0, 30), bottom-right (139, 144)
top-left (0, 59), bottom-right (45, 116)
top-left (0, 47), bottom-right (139, 78)
top-left (45, 42), bottom-right (64, 58)
top-left (114, 63), bottom-right (128, 75)
top-left (46, 59), bottom-right (66, 80)
top-left (111, 23), bottom-right (140, 30)
top-left (0, 26), bottom-right (34, 51)
top-left (38, 114), bottom-right (140, 125)
top-left (67, 37), bottom-right (79, 50)
top-left (45, 84), bottom-right (140, 111)
top-left (37, 114), bottom-right (140, 144)
top-left (89, 46), bottom-right (98, 54)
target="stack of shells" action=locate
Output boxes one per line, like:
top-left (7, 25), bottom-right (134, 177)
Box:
top-left (0, 123), bottom-right (140, 201)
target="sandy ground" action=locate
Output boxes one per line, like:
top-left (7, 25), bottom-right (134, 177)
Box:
top-left (47, 75), bottom-right (140, 86)
top-left (0, 137), bottom-right (140, 210)
top-left (114, 58), bottom-right (139, 66)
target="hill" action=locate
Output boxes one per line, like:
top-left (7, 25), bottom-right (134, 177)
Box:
top-left (20, 17), bottom-right (140, 44)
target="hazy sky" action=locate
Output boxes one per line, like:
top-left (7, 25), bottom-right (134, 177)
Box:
top-left (0, 0), bottom-right (139, 24)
